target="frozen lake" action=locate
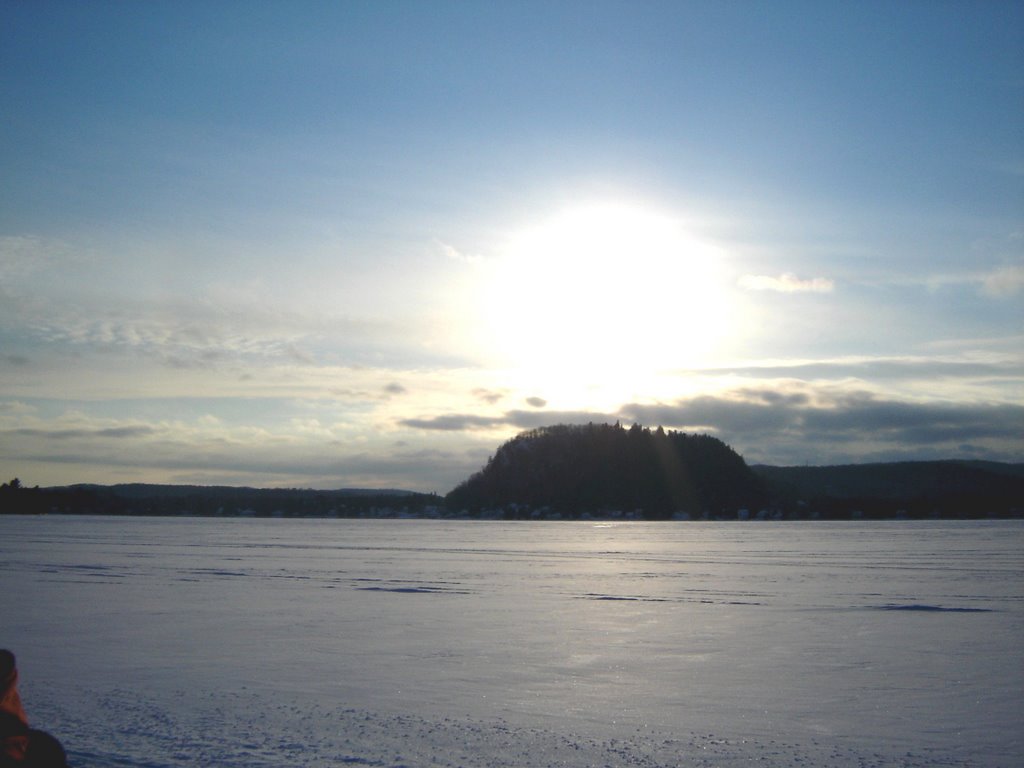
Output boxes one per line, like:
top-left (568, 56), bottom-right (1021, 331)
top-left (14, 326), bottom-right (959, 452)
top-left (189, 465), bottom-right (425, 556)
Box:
top-left (1, 516), bottom-right (1022, 767)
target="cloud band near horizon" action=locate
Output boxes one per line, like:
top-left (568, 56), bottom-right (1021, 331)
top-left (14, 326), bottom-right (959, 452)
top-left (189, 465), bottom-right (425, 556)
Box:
top-left (400, 387), bottom-right (1024, 469)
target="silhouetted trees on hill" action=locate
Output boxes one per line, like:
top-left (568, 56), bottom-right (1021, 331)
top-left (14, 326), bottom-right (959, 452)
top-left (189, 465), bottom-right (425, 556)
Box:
top-left (445, 423), bottom-right (766, 518)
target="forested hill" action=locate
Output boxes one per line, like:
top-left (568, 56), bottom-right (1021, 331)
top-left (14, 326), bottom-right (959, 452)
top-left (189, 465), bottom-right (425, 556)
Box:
top-left (445, 423), bottom-right (766, 518)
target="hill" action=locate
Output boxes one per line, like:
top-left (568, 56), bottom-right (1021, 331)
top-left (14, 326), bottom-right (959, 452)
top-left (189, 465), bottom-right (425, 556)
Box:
top-left (445, 422), bottom-right (766, 518)
top-left (753, 461), bottom-right (1024, 518)
top-left (4, 448), bottom-right (1021, 521)
top-left (0, 481), bottom-right (441, 518)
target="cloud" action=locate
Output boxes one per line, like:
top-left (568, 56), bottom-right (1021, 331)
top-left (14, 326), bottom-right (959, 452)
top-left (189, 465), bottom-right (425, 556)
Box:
top-left (283, 343), bottom-right (316, 365)
top-left (698, 356), bottom-right (1024, 382)
top-left (6, 379), bottom-right (1021, 493)
top-left (922, 261), bottom-right (1024, 299)
top-left (399, 414), bottom-right (507, 431)
top-left (980, 264), bottom-right (1024, 298)
top-left (621, 395), bottom-right (797, 434)
top-left (3, 281), bottom-right (436, 373)
top-left (399, 385), bottom-right (1024, 466)
top-left (0, 401), bottom-right (36, 416)
top-left (0, 407), bottom-right (483, 491)
top-left (0, 235), bottom-right (70, 288)
top-left (383, 382), bottom-right (408, 396)
top-left (21, 301), bottom-right (306, 364)
top-left (329, 387), bottom-right (379, 401)
top-left (399, 409), bottom-right (615, 432)
top-left (738, 273), bottom-right (834, 293)
top-left (472, 388), bottom-right (506, 405)
top-left (620, 388), bottom-right (1024, 464)
top-left (436, 240), bottom-right (482, 265)
top-left (14, 440), bottom-right (473, 492)
top-left (525, 396), bottom-right (547, 408)
top-left (8, 425), bottom-right (157, 440)
top-left (503, 409), bottom-right (618, 429)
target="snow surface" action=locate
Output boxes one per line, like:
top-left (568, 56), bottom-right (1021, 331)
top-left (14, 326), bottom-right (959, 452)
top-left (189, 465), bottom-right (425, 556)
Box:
top-left (1, 516), bottom-right (1021, 767)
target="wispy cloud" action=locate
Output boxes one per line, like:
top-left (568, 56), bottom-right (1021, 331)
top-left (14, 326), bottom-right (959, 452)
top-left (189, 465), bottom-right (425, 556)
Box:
top-left (472, 388), bottom-right (506, 405)
top-left (980, 264), bottom-right (1024, 298)
top-left (283, 343), bottom-right (316, 365)
top-left (0, 235), bottom-right (72, 288)
top-left (399, 414), bottom-right (507, 431)
top-left (0, 400), bottom-right (37, 416)
top-left (10, 425), bottom-right (157, 440)
top-left (698, 355), bottom-right (1024, 382)
top-left (921, 260), bottom-right (1024, 299)
top-left (400, 409), bottom-right (616, 433)
top-left (3, 286), bottom-right (437, 374)
top-left (738, 273), bottom-right (834, 293)
top-left (436, 240), bottom-right (482, 266)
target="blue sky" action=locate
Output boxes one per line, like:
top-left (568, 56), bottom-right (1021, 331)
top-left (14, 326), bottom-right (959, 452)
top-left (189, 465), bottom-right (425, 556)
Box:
top-left (2, 1), bottom-right (1022, 492)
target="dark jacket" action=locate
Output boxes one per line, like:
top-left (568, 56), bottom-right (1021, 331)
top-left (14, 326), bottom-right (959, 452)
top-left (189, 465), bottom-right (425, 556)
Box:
top-left (0, 651), bottom-right (67, 768)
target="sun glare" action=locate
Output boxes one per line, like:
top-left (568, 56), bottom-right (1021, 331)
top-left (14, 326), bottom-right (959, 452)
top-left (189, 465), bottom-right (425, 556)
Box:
top-left (476, 202), bottom-right (735, 397)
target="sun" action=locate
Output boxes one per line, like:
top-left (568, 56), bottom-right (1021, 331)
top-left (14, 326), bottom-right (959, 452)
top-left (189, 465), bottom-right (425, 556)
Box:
top-left (474, 201), bottom-right (735, 401)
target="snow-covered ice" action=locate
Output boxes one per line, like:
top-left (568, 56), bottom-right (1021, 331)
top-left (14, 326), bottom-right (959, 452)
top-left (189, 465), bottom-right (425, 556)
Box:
top-left (2, 516), bottom-right (1021, 767)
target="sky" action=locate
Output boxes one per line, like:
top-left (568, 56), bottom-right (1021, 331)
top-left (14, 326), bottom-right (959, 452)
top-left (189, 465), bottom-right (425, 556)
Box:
top-left (1, 1), bottom-right (1022, 493)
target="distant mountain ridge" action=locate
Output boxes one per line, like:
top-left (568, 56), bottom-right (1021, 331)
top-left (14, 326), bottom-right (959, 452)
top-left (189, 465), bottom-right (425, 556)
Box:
top-left (752, 460), bottom-right (1024, 518)
top-left (0, 481), bottom-right (441, 518)
top-left (63, 483), bottom-right (420, 499)
top-left (3, 428), bottom-right (1022, 519)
